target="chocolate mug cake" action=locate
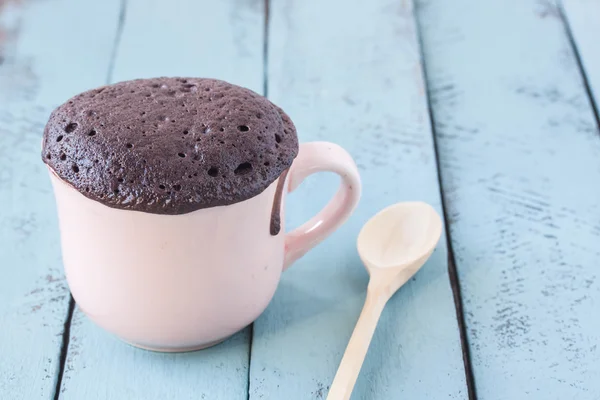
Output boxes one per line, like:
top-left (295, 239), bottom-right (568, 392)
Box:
top-left (43, 78), bottom-right (298, 231)
top-left (43, 77), bottom-right (360, 352)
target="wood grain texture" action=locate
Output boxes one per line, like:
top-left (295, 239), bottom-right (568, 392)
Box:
top-left (249, 0), bottom-right (468, 398)
top-left (62, 311), bottom-right (251, 400)
top-left (0, 0), bottom-right (120, 398)
top-left (58, 0), bottom-right (264, 398)
top-left (561, 0), bottom-right (600, 117)
top-left (416, 0), bottom-right (600, 398)
top-left (109, 0), bottom-right (264, 86)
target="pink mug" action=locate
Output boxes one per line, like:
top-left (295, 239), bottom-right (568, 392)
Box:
top-left (50, 141), bottom-right (361, 352)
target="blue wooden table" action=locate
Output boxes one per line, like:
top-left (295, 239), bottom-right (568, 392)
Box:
top-left (1, 0), bottom-right (599, 399)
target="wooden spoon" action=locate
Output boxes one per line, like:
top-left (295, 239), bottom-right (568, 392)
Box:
top-left (326, 201), bottom-right (443, 400)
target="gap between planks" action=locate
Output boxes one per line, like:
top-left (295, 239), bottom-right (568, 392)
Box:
top-left (246, 2), bottom-right (271, 398)
top-left (105, 0), bottom-right (128, 85)
top-left (52, 0), bottom-right (128, 398)
top-left (53, 297), bottom-right (75, 400)
top-left (558, 2), bottom-right (600, 135)
top-left (413, 6), bottom-right (478, 400)
top-left (262, 0), bottom-right (270, 98)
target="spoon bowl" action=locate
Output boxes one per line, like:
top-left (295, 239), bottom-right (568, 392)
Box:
top-left (357, 201), bottom-right (443, 270)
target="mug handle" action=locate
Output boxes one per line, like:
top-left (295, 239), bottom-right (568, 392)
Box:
top-left (283, 141), bottom-right (361, 270)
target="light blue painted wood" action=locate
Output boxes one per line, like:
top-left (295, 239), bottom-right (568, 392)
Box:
top-left (58, 0), bottom-right (264, 398)
top-left (561, 0), bottom-right (600, 115)
top-left (111, 0), bottom-right (264, 89)
top-left (416, 0), bottom-right (600, 398)
top-left (0, 0), bottom-right (120, 398)
top-left (249, 0), bottom-right (468, 398)
top-left (63, 312), bottom-right (251, 400)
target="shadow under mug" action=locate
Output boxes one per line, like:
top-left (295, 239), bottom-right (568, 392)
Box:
top-left (49, 141), bottom-right (361, 352)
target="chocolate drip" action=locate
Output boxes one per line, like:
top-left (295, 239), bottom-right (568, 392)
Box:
top-left (270, 169), bottom-right (289, 235)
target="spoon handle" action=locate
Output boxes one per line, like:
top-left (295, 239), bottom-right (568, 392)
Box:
top-left (327, 289), bottom-right (388, 400)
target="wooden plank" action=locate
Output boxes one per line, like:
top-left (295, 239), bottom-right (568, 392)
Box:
top-left (416, 0), bottom-right (600, 398)
top-left (0, 1), bottom-right (120, 399)
top-left (249, 0), bottom-right (468, 398)
top-left (58, 0), bottom-right (264, 399)
top-left (63, 312), bottom-right (251, 400)
top-left (561, 0), bottom-right (600, 117)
